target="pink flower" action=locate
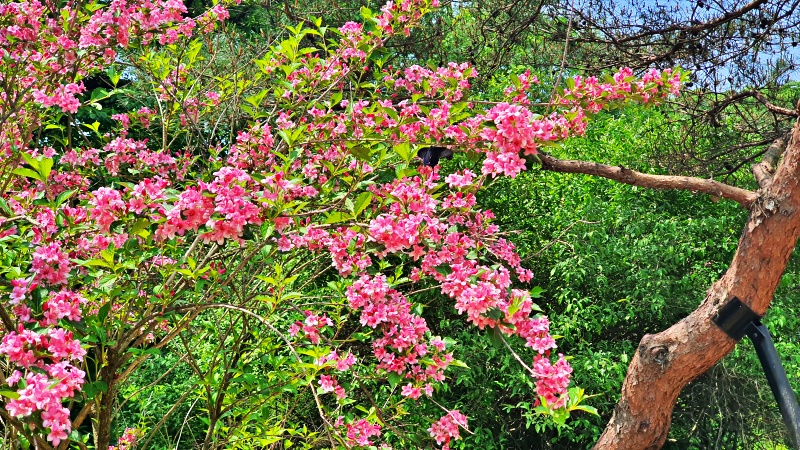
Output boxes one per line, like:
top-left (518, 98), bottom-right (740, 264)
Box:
top-left (401, 383), bottom-right (422, 399)
top-left (344, 419), bottom-right (381, 447)
top-left (42, 290), bottom-right (87, 325)
top-left (31, 243), bottom-right (71, 285)
top-left (444, 169), bottom-right (476, 188)
top-left (89, 187), bottom-right (126, 232)
top-left (9, 279), bottom-right (27, 305)
top-left (428, 410), bottom-right (468, 449)
top-left (318, 375), bottom-right (336, 393)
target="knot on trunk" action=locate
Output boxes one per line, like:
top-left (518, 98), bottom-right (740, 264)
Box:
top-left (638, 335), bottom-right (672, 369)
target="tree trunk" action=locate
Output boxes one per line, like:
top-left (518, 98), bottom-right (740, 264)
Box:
top-left (95, 348), bottom-right (120, 450)
top-left (594, 119), bottom-right (800, 449)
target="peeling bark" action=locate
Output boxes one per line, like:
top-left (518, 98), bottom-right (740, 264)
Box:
top-left (593, 119), bottom-right (800, 449)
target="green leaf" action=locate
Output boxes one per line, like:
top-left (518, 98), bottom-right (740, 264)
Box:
top-left (107, 66), bottom-right (121, 86)
top-left (552, 407), bottom-right (569, 425)
top-left (83, 381), bottom-right (108, 400)
top-left (487, 327), bottom-right (504, 349)
top-left (571, 404), bottom-right (599, 415)
top-left (54, 189), bottom-right (76, 208)
top-left (0, 390), bottom-right (20, 399)
top-left (129, 218), bottom-right (151, 238)
top-left (353, 192), bottom-right (373, 216)
top-left (83, 121), bottom-right (101, 135)
top-left (565, 77), bottom-right (576, 91)
top-left (20, 152), bottom-right (39, 170)
top-left (351, 332), bottom-right (371, 341)
top-left (387, 371), bottom-right (403, 388)
top-left (485, 307), bottom-right (504, 320)
top-left (349, 145), bottom-right (371, 161)
top-left (12, 167), bottom-right (42, 181)
top-left (450, 359), bottom-right (470, 369)
top-left (38, 157), bottom-right (53, 180)
top-left (433, 264), bottom-right (452, 277)
top-left (90, 88), bottom-right (109, 102)
top-left (360, 5), bottom-right (373, 20)
top-left (394, 142), bottom-right (410, 163)
top-left (81, 259), bottom-right (112, 269)
top-left (324, 211), bottom-right (353, 224)
top-left (97, 302), bottom-right (111, 322)
top-left (0, 197), bottom-right (11, 214)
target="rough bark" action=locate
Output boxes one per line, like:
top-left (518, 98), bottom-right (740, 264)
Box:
top-left (593, 118), bottom-right (800, 449)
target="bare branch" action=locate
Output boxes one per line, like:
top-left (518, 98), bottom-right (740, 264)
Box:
top-left (572, 0), bottom-right (770, 46)
top-left (708, 91), bottom-right (799, 126)
top-left (535, 152), bottom-right (758, 207)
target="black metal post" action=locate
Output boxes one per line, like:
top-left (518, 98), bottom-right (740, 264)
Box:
top-left (746, 321), bottom-right (800, 449)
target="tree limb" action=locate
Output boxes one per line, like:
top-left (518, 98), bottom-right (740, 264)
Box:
top-left (752, 132), bottom-right (791, 188)
top-left (535, 152), bottom-right (758, 207)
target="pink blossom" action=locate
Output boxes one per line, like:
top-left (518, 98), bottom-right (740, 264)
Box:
top-left (532, 353), bottom-right (573, 408)
top-left (9, 279), bottom-right (27, 305)
top-left (319, 374), bottom-right (337, 393)
top-left (343, 419), bottom-right (381, 447)
top-left (428, 410), bottom-right (468, 450)
top-left (31, 242), bottom-right (71, 285)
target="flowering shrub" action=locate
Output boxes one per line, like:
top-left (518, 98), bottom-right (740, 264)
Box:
top-left (0, 0), bottom-right (684, 447)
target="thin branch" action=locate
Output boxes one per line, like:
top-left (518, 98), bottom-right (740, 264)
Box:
top-left (549, 0), bottom-right (575, 105)
top-left (708, 90), bottom-right (799, 125)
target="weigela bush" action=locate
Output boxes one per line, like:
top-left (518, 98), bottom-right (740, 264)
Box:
top-left (0, 0), bottom-right (683, 447)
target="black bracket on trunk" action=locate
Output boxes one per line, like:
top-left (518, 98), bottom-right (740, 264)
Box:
top-left (712, 296), bottom-right (762, 340)
top-left (713, 297), bottom-right (800, 449)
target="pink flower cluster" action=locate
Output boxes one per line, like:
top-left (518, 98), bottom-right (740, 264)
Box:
top-left (346, 275), bottom-right (452, 386)
top-left (335, 417), bottom-right (382, 447)
top-left (42, 290), bottom-right (88, 326)
top-left (318, 374), bottom-right (347, 400)
top-left (31, 242), bottom-right (71, 285)
top-left (31, 82), bottom-right (85, 113)
top-left (322, 228), bottom-right (372, 276)
top-left (560, 67), bottom-right (682, 112)
top-left (318, 350), bottom-right (357, 371)
top-left (0, 323), bottom-right (87, 445)
top-left (532, 354), bottom-right (573, 408)
top-left (228, 123), bottom-right (277, 169)
top-left (90, 187), bottom-right (127, 233)
top-left (200, 167), bottom-right (263, 244)
top-left (428, 410), bottom-right (468, 450)
top-left (100, 137), bottom-right (180, 177)
top-left (478, 103), bottom-right (571, 177)
top-left (375, 0), bottom-right (439, 36)
top-left (109, 427), bottom-right (141, 450)
top-left (154, 167), bottom-right (264, 243)
top-left (386, 62), bottom-right (475, 101)
top-left (503, 69), bottom-right (539, 104)
top-left (288, 311), bottom-right (333, 345)
top-left (79, 0), bottom-right (213, 50)
top-left (10, 279), bottom-right (27, 305)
